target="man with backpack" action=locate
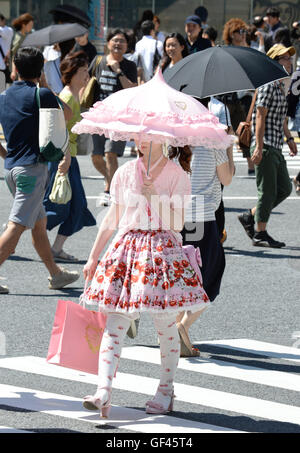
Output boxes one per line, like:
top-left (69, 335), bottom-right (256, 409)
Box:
top-left (0, 47), bottom-right (79, 293)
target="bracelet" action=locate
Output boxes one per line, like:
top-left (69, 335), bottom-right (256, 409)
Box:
top-left (287, 137), bottom-right (294, 142)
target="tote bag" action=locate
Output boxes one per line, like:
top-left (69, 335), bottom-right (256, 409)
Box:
top-left (47, 299), bottom-right (107, 374)
top-left (36, 87), bottom-right (69, 162)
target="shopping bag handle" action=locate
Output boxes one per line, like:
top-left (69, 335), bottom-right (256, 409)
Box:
top-left (79, 278), bottom-right (90, 308)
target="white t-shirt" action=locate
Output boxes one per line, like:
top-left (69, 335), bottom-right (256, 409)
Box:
top-left (134, 35), bottom-right (163, 82)
top-left (43, 45), bottom-right (61, 62)
top-left (0, 25), bottom-right (13, 70)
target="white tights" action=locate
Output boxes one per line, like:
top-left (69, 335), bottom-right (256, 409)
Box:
top-left (95, 312), bottom-right (180, 404)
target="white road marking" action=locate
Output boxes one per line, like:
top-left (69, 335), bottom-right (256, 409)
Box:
top-left (0, 383), bottom-right (241, 433)
top-left (0, 355), bottom-right (299, 425)
top-left (0, 426), bottom-right (33, 433)
top-left (196, 339), bottom-right (300, 364)
top-left (121, 346), bottom-right (300, 392)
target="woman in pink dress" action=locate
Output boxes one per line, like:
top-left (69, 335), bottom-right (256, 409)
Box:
top-left (81, 142), bottom-right (210, 417)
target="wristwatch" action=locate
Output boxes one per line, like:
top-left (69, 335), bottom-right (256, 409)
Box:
top-left (116, 70), bottom-right (125, 78)
top-left (287, 137), bottom-right (294, 142)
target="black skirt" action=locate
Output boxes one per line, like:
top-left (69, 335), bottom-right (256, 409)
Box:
top-left (181, 221), bottom-right (225, 302)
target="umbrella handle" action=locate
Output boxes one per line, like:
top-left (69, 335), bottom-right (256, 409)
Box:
top-left (147, 142), bottom-right (152, 177)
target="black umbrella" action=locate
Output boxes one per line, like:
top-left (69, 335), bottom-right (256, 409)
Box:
top-left (164, 45), bottom-right (289, 98)
top-left (20, 23), bottom-right (88, 48)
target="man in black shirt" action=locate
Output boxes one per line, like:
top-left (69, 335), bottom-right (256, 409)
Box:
top-left (74, 32), bottom-right (97, 65)
top-left (184, 15), bottom-right (211, 54)
top-left (264, 7), bottom-right (284, 52)
top-left (89, 29), bottom-right (137, 206)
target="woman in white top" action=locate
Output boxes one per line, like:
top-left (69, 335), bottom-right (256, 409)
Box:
top-left (161, 33), bottom-right (189, 73)
top-left (177, 97), bottom-right (235, 357)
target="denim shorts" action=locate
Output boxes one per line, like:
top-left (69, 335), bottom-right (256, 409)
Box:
top-left (4, 163), bottom-right (48, 229)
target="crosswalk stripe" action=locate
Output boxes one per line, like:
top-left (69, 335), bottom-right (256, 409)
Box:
top-left (196, 339), bottom-right (300, 364)
top-left (0, 355), bottom-right (299, 425)
top-left (0, 426), bottom-right (33, 433)
top-left (121, 346), bottom-right (300, 392)
top-left (0, 383), bottom-right (242, 433)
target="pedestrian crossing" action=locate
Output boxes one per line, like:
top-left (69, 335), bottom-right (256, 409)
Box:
top-left (0, 338), bottom-right (299, 433)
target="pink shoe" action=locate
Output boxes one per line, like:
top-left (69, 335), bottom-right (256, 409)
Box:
top-left (83, 388), bottom-right (112, 418)
top-left (145, 389), bottom-right (175, 415)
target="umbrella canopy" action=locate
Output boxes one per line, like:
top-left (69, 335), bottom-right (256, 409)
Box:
top-left (21, 23), bottom-right (88, 48)
top-left (164, 45), bottom-right (289, 98)
top-left (72, 69), bottom-right (233, 150)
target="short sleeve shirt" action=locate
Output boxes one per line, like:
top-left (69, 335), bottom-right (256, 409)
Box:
top-left (110, 158), bottom-right (191, 242)
top-left (90, 55), bottom-right (137, 102)
top-left (0, 81), bottom-right (59, 169)
top-left (251, 81), bottom-right (288, 149)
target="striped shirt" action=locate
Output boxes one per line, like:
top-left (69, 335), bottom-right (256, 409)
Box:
top-left (187, 97), bottom-right (230, 222)
top-left (188, 148), bottom-right (229, 222)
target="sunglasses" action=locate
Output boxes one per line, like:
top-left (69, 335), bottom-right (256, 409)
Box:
top-left (234, 28), bottom-right (247, 34)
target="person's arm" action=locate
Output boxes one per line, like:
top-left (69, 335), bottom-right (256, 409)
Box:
top-left (216, 148), bottom-right (235, 186)
top-left (283, 117), bottom-right (298, 156)
top-left (57, 146), bottom-right (71, 175)
top-left (0, 142), bottom-right (7, 159)
top-left (256, 31), bottom-right (265, 53)
top-left (83, 202), bottom-right (124, 280)
top-left (251, 106), bottom-right (267, 165)
top-left (108, 60), bottom-right (138, 89)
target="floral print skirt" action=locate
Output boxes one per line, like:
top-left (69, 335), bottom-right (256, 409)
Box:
top-left (81, 229), bottom-right (210, 316)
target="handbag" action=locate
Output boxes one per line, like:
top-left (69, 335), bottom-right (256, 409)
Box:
top-left (36, 87), bottom-right (69, 162)
top-left (80, 55), bottom-right (102, 110)
top-left (236, 91), bottom-right (257, 153)
top-left (47, 298), bottom-right (107, 374)
top-left (49, 170), bottom-right (72, 205)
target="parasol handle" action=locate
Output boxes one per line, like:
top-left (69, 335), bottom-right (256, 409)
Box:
top-left (147, 142), bottom-right (152, 177)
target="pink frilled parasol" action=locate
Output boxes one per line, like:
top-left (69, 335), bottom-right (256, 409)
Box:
top-left (72, 68), bottom-right (233, 151)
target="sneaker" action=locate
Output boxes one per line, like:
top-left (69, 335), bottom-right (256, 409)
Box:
top-left (238, 209), bottom-right (255, 239)
top-left (127, 319), bottom-right (140, 339)
top-left (0, 284), bottom-right (9, 294)
top-left (97, 192), bottom-right (111, 207)
top-left (48, 267), bottom-right (80, 289)
top-left (252, 231), bottom-right (285, 248)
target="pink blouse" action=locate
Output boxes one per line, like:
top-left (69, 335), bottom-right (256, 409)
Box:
top-left (110, 157), bottom-right (191, 242)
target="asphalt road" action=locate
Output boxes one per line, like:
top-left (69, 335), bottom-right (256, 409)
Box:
top-left (0, 145), bottom-right (299, 435)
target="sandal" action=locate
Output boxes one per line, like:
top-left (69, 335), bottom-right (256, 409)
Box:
top-left (52, 249), bottom-right (79, 263)
top-left (177, 323), bottom-right (200, 357)
top-left (293, 177), bottom-right (300, 196)
top-left (83, 387), bottom-right (112, 418)
top-left (145, 388), bottom-right (175, 414)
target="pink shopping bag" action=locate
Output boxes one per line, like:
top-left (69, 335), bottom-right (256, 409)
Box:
top-left (47, 300), bottom-right (107, 374)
